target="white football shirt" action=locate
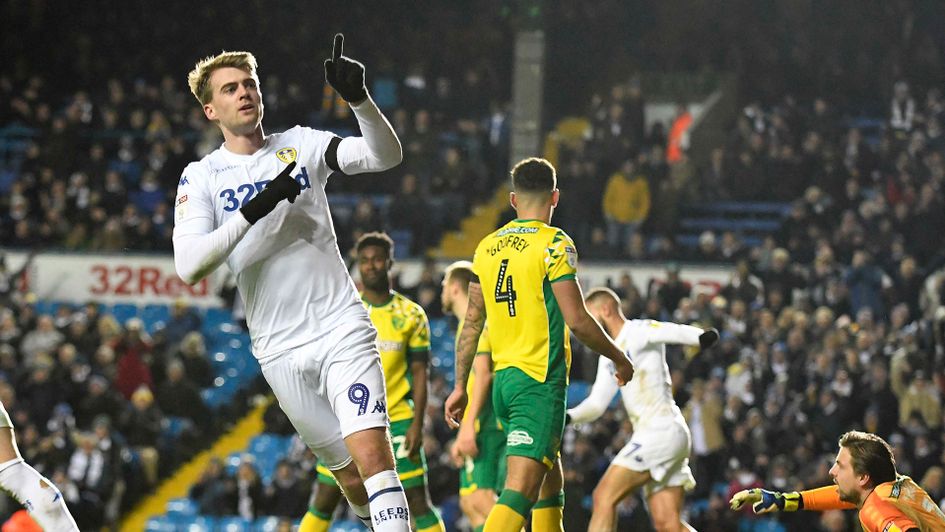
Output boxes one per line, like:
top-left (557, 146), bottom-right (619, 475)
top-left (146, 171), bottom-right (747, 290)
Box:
top-left (570, 319), bottom-right (702, 429)
top-left (173, 126), bottom-right (367, 361)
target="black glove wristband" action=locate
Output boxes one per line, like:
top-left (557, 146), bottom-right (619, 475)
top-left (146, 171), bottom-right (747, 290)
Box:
top-left (325, 33), bottom-right (367, 103)
top-left (240, 162), bottom-right (300, 225)
top-left (699, 328), bottom-right (720, 350)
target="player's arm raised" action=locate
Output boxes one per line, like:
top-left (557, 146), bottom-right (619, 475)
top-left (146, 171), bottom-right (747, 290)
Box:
top-left (444, 281), bottom-right (486, 427)
top-left (552, 279), bottom-right (633, 385)
top-left (646, 321), bottom-right (720, 350)
top-left (324, 34), bottom-right (402, 174)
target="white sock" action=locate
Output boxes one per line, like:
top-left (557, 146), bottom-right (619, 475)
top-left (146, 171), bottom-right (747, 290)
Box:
top-left (0, 458), bottom-right (79, 531)
top-left (363, 469), bottom-right (409, 531)
top-left (349, 500), bottom-right (374, 530)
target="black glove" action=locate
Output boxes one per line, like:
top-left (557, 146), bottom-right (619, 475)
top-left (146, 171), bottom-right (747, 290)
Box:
top-left (699, 328), bottom-right (720, 350)
top-left (324, 33), bottom-right (367, 104)
top-left (240, 162), bottom-right (300, 224)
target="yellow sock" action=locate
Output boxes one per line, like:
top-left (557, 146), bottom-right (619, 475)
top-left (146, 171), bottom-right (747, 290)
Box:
top-left (532, 492), bottom-right (564, 531)
top-left (484, 489), bottom-right (532, 532)
top-left (299, 508), bottom-right (331, 532)
top-left (531, 506), bottom-right (563, 531)
top-left (483, 504), bottom-right (526, 532)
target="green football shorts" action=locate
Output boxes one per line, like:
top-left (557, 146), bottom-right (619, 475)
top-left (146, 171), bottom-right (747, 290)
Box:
top-left (492, 367), bottom-right (566, 469)
top-left (459, 427), bottom-right (507, 496)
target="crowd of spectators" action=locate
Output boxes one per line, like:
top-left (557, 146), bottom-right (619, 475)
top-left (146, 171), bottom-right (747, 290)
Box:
top-left (0, 282), bottom-right (218, 529)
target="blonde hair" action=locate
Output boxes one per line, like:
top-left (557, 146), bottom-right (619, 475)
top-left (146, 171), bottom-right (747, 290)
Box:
top-left (187, 51), bottom-right (258, 105)
top-left (444, 261), bottom-right (475, 294)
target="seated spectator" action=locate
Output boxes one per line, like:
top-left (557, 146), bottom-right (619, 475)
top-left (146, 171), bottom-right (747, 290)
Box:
top-left (161, 299), bottom-right (202, 350)
top-left (174, 332), bottom-right (212, 388)
top-left (190, 457), bottom-right (236, 516)
top-left (235, 458), bottom-right (265, 520)
top-left (66, 431), bottom-right (113, 528)
top-left (114, 319), bottom-right (153, 399)
top-left (19, 315), bottom-right (63, 362)
top-left (156, 359), bottom-right (207, 424)
top-left (264, 459), bottom-right (309, 518)
top-left (118, 386), bottom-right (162, 486)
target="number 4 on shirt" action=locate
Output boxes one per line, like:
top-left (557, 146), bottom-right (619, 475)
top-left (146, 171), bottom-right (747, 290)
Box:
top-left (494, 259), bottom-right (517, 316)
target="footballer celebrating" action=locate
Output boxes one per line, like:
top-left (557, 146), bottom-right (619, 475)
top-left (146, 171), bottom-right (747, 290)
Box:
top-left (568, 287), bottom-right (719, 532)
top-left (173, 36), bottom-right (410, 531)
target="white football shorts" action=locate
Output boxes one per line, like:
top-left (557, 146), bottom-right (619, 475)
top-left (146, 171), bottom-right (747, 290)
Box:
top-left (260, 316), bottom-right (389, 470)
top-left (612, 419), bottom-right (696, 498)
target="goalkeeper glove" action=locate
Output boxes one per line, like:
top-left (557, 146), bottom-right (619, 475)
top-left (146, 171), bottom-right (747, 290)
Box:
top-left (240, 162), bottom-right (300, 224)
top-left (324, 33), bottom-right (367, 104)
top-left (729, 488), bottom-right (803, 513)
top-left (699, 328), bottom-right (720, 350)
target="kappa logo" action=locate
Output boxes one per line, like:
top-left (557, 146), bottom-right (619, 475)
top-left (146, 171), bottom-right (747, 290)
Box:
top-left (507, 430), bottom-right (534, 447)
top-left (371, 400), bottom-right (386, 414)
top-left (276, 147), bottom-right (298, 164)
top-left (178, 176), bottom-right (189, 186)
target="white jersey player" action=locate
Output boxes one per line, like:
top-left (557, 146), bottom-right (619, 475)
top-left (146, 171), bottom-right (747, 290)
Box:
top-left (0, 401), bottom-right (78, 530)
top-left (173, 36), bottom-right (409, 531)
top-left (568, 287), bottom-right (719, 532)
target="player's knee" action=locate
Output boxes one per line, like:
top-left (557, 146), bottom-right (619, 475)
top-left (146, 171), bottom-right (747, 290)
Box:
top-left (651, 511), bottom-right (682, 532)
top-left (540, 467), bottom-right (564, 497)
top-left (313, 484), bottom-right (342, 513)
top-left (469, 490), bottom-right (496, 517)
top-left (346, 428), bottom-right (396, 477)
top-left (331, 467), bottom-right (364, 499)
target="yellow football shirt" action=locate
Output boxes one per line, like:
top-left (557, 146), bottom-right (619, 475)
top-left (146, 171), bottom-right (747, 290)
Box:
top-left (471, 219), bottom-right (578, 384)
top-left (362, 291), bottom-right (431, 422)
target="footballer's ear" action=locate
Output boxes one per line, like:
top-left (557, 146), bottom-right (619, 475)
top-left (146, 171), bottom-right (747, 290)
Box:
top-left (551, 189), bottom-right (560, 207)
top-left (509, 191), bottom-right (517, 209)
top-left (204, 103), bottom-right (217, 122)
top-left (857, 472), bottom-right (871, 490)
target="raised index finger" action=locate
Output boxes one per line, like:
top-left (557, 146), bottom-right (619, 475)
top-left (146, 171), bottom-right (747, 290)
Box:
top-left (332, 33), bottom-right (344, 62)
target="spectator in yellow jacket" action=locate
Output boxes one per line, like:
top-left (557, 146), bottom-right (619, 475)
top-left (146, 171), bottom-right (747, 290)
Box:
top-left (603, 159), bottom-right (651, 255)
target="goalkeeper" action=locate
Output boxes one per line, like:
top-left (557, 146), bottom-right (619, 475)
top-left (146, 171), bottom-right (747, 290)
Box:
top-left (730, 430), bottom-right (945, 531)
